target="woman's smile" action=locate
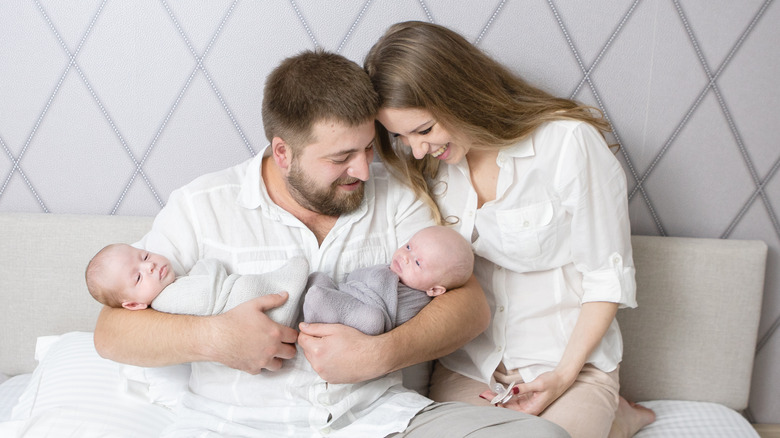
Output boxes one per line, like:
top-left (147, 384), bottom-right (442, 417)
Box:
top-left (431, 143), bottom-right (449, 158)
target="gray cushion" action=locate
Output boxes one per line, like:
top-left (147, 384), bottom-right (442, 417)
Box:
top-left (0, 213), bottom-right (153, 375)
top-left (618, 235), bottom-right (767, 411)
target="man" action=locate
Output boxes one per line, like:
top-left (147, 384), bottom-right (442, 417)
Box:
top-left (94, 50), bottom-right (567, 437)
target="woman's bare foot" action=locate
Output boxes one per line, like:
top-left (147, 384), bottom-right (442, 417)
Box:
top-left (608, 396), bottom-right (656, 438)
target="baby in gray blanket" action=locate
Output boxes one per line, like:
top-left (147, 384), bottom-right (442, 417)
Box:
top-left (85, 243), bottom-right (309, 327)
top-left (303, 225), bottom-right (474, 335)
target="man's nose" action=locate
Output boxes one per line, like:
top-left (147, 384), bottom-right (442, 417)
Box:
top-left (347, 151), bottom-right (372, 181)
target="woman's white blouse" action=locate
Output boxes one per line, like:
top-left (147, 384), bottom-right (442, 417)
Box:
top-left (436, 120), bottom-right (637, 385)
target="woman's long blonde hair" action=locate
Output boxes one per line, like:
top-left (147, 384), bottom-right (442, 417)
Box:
top-left (364, 21), bottom-right (611, 223)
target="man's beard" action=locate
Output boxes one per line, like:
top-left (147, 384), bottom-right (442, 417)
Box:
top-left (287, 161), bottom-right (365, 216)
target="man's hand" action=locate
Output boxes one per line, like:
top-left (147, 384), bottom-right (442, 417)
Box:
top-left (298, 322), bottom-right (389, 383)
top-left (296, 276), bottom-right (491, 384)
top-left (207, 293), bottom-right (299, 374)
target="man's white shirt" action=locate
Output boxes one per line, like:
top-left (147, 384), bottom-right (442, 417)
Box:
top-left (136, 147), bottom-right (435, 437)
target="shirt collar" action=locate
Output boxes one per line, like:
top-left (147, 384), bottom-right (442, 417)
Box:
top-left (453, 136), bottom-right (535, 176)
top-left (499, 135), bottom-right (536, 159)
top-left (236, 144), bottom-right (271, 210)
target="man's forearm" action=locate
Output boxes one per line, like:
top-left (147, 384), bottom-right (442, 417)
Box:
top-left (94, 305), bottom-right (208, 366)
top-left (381, 275), bottom-right (489, 373)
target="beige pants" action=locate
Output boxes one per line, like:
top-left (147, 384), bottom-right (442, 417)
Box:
top-left (429, 361), bottom-right (620, 438)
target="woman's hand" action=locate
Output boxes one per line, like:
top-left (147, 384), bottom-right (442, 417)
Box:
top-left (479, 369), bottom-right (574, 415)
top-left (482, 301), bottom-right (619, 414)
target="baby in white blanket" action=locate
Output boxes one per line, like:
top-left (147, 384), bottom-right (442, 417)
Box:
top-left (85, 243), bottom-right (309, 326)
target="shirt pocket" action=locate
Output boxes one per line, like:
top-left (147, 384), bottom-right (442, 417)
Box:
top-left (234, 249), bottom-right (297, 274)
top-left (496, 201), bottom-right (555, 260)
top-left (334, 240), bottom-right (389, 282)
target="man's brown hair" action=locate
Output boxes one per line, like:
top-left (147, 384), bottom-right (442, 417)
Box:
top-left (262, 50), bottom-right (378, 150)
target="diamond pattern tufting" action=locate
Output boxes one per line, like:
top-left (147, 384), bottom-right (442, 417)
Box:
top-left (0, 0), bottom-right (778, 423)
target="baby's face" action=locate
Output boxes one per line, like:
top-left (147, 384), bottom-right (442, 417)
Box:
top-left (107, 245), bottom-right (176, 308)
top-left (390, 229), bottom-right (446, 291)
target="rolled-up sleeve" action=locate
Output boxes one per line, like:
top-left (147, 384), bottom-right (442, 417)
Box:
top-left (581, 253), bottom-right (637, 307)
top-left (556, 123), bottom-right (637, 308)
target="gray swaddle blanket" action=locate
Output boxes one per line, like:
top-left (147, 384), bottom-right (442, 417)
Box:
top-left (303, 265), bottom-right (432, 335)
top-left (151, 257), bottom-right (309, 327)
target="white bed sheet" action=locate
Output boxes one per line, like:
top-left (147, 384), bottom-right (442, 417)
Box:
top-left (635, 400), bottom-right (759, 438)
top-left (0, 334), bottom-right (762, 438)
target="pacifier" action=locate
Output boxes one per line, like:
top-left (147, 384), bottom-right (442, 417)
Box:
top-left (490, 381), bottom-right (517, 404)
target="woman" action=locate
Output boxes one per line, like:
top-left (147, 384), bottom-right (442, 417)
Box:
top-left (365, 21), bottom-right (655, 438)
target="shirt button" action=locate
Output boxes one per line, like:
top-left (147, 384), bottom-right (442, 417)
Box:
top-left (497, 346), bottom-right (503, 352)
top-left (321, 427), bottom-right (332, 435)
top-left (613, 256), bottom-right (621, 264)
top-left (318, 393), bottom-right (332, 406)
top-left (498, 306), bottom-right (505, 312)
top-left (523, 221), bottom-right (530, 227)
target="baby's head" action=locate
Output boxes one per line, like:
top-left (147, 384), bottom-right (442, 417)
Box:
top-left (85, 243), bottom-right (176, 310)
top-left (391, 225), bottom-right (474, 296)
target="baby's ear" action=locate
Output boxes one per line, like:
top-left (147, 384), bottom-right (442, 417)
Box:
top-left (426, 285), bottom-right (447, 297)
top-left (122, 301), bottom-right (149, 311)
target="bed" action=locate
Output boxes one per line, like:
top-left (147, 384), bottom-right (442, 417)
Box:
top-left (0, 212), bottom-right (769, 437)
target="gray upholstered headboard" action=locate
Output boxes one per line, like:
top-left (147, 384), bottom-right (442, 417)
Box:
top-left (0, 213), bottom-right (153, 376)
top-left (618, 235), bottom-right (766, 411)
top-left (0, 0), bottom-right (777, 423)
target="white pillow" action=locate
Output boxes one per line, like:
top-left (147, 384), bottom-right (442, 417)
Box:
top-left (0, 374), bottom-right (31, 421)
top-left (121, 363), bottom-right (190, 408)
top-left (10, 332), bottom-right (174, 437)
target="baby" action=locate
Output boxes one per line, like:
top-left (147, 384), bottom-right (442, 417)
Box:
top-left (85, 244), bottom-right (309, 326)
top-left (86, 225), bottom-right (472, 335)
top-left (303, 225), bottom-right (474, 335)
